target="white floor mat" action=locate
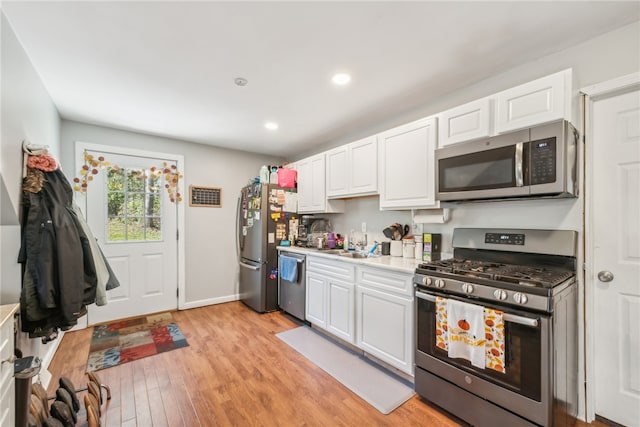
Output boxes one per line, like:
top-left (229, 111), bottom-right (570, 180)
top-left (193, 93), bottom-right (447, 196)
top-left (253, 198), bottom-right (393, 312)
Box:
top-left (276, 326), bottom-right (415, 414)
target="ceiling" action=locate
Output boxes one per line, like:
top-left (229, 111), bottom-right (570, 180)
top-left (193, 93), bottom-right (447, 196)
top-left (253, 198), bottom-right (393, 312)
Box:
top-left (3, 2), bottom-right (639, 158)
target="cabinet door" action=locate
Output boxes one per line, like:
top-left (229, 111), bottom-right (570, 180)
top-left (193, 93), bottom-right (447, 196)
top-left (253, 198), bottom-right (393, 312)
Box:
top-left (356, 285), bottom-right (414, 375)
top-left (297, 154), bottom-right (326, 213)
top-left (495, 69), bottom-right (571, 134)
top-left (378, 116), bottom-right (438, 209)
top-left (349, 136), bottom-right (378, 195)
top-left (296, 158), bottom-right (312, 212)
top-left (438, 98), bottom-right (492, 147)
top-left (326, 147), bottom-right (349, 197)
top-left (305, 272), bottom-right (326, 328)
top-left (327, 279), bottom-right (355, 344)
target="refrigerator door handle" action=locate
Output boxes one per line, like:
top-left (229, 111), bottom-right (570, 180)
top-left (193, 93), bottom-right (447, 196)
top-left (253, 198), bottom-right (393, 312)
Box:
top-left (239, 261), bottom-right (260, 271)
top-left (236, 195), bottom-right (242, 258)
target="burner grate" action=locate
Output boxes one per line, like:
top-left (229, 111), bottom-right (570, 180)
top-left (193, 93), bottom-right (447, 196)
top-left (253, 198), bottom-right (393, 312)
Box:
top-left (418, 259), bottom-right (575, 288)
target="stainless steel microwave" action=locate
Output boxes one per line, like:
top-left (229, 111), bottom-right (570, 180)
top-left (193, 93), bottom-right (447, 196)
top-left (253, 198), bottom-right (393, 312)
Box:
top-left (435, 120), bottom-right (578, 202)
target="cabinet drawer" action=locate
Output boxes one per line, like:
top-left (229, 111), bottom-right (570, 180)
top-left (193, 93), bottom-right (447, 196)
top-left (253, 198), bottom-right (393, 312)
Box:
top-left (356, 266), bottom-right (413, 296)
top-left (306, 256), bottom-right (354, 281)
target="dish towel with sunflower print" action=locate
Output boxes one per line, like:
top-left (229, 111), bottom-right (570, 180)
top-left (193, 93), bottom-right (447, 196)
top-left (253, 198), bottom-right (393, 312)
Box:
top-left (435, 297), bottom-right (506, 373)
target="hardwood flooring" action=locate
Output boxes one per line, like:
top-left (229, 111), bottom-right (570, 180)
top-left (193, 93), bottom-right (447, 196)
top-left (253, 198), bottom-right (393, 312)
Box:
top-left (46, 301), bottom-right (607, 427)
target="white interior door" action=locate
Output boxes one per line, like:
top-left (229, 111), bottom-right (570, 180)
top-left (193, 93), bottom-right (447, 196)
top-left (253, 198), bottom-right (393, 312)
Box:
top-left (589, 84), bottom-right (640, 426)
top-left (83, 149), bottom-right (179, 325)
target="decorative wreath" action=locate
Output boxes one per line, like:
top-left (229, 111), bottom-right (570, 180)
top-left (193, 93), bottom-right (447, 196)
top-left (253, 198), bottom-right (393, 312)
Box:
top-left (73, 151), bottom-right (183, 203)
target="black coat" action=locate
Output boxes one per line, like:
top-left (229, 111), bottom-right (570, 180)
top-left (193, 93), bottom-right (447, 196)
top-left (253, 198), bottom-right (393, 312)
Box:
top-left (19, 169), bottom-right (98, 335)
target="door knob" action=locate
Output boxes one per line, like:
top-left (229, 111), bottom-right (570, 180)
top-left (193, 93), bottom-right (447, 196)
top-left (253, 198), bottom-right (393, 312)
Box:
top-left (597, 270), bottom-right (614, 282)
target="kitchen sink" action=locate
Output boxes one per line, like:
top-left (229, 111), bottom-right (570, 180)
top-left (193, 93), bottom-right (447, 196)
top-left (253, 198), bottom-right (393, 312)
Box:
top-left (338, 252), bottom-right (369, 259)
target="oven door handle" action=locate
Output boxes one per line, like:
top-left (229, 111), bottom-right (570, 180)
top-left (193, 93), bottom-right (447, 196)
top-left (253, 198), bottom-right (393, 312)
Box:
top-left (502, 313), bottom-right (539, 328)
top-left (415, 291), bottom-right (539, 328)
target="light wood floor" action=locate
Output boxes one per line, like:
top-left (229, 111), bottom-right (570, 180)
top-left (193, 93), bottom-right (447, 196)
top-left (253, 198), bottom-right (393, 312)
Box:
top-left (46, 301), bottom-right (607, 427)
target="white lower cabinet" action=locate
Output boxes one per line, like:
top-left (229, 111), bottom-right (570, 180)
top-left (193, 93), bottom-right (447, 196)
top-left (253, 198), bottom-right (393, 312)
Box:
top-left (306, 273), bottom-right (327, 328)
top-left (326, 279), bottom-right (355, 343)
top-left (305, 257), bottom-right (355, 344)
top-left (356, 285), bottom-right (414, 376)
top-left (356, 266), bottom-right (414, 376)
top-left (0, 305), bottom-right (18, 427)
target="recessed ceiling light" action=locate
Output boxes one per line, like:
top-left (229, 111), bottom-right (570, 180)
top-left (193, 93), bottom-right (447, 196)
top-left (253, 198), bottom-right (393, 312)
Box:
top-left (265, 122), bottom-right (279, 130)
top-left (234, 77), bottom-right (248, 86)
top-left (332, 73), bottom-right (351, 86)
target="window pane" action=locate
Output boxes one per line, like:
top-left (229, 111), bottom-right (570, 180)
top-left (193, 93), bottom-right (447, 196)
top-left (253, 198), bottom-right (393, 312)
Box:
top-left (145, 217), bottom-right (162, 240)
top-left (147, 174), bottom-right (161, 193)
top-left (107, 217), bottom-right (126, 241)
top-left (127, 170), bottom-right (145, 192)
top-left (127, 194), bottom-right (145, 216)
top-left (107, 192), bottom-right (125, 216)
top-left (127, 217), bottom-right (144, 240)
top-left (107, 168), bottom-right (124, 191)
top-left (105, 164), bottom-right (165, 243)
top-left (146, 193), bottom-right (161, 216)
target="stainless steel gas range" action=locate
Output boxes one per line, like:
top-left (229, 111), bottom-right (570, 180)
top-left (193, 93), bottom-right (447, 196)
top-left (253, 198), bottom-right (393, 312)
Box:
top-left (413, 228), bottom-right (578, 427)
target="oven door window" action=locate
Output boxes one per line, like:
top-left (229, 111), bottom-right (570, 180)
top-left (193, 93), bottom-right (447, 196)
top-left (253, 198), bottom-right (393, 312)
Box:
top-left (438, 145), bottom-right (523, 192)
top-left (417, 296), bottom-right (542, 401)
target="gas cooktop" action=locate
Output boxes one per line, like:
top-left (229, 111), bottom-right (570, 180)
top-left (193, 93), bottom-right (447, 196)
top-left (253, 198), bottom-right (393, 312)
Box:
top-left (417, 259), bottom-right (575, 289)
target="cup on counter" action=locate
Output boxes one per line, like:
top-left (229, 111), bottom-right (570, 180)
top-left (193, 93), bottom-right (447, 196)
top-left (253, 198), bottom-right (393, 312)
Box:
top-left (381, 241), bottom-right (391, 255)
top-left (390, 240), bottom-right (402, 257)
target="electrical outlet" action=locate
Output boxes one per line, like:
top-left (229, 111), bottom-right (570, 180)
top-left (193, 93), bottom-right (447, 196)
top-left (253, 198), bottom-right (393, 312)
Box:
top-left (361, 222), bottom-right (367, 233)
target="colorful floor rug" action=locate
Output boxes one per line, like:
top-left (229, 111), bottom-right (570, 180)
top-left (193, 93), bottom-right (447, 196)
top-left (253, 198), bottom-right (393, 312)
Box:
top-left (86, 311), bottom-right (188, 372)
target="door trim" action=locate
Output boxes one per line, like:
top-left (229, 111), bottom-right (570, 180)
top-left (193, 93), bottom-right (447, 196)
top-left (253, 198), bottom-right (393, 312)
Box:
top-left (580, 72), bottom-right (640, 423)
top-left (74, 141), bottom-right (186, 313)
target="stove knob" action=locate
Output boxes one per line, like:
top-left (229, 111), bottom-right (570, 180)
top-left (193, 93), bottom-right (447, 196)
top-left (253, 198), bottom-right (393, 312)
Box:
top-left (513, 292), bottom-right (528, 305)
top-left (493, 289), bottom-right (508, 301)
top-left (425, 277), bottom-right (433, 286)
top-left (435, 279), bottom-right (445, 288)
top-left (462, 283), bottom-right (474, 294)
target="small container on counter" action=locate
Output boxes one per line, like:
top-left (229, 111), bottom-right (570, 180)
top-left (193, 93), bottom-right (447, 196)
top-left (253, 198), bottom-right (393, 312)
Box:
top-left (423, 233), bottom-right (442, 262)
top-left (402, 237), bottom-right (415, 259)
top-left (327, 233), bottom-right (336, 249)
top-left (414, 235), bottom-right (423, 260)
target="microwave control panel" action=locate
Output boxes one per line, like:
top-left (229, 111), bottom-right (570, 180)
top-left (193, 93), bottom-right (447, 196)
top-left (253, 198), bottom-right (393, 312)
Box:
top-left (529, 137), bottom-right (556, 185)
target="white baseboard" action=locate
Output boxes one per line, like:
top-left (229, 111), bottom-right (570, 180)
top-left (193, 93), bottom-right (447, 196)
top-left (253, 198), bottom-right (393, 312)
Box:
top-left (179, 294), bottom-right (240, 310)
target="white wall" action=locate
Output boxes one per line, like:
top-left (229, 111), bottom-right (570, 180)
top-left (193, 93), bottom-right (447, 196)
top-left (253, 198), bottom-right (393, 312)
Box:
top-left (1, 11), bottom-right (62, 377)
top-left (59, 120), bottom-right (283, 307)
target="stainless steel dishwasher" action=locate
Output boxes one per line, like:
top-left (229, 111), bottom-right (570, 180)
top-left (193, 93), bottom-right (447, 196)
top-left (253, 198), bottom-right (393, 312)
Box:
top-left (278, 251), bottom-right (306, 322)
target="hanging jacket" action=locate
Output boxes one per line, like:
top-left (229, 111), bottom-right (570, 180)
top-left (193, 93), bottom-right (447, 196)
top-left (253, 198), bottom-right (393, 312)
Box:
top-left (19, 168), bottom-right (98, 333)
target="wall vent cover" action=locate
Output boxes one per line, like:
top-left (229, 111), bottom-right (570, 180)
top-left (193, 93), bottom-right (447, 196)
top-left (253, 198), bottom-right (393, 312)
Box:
top-left (189, 186), bottom-right (222, 207)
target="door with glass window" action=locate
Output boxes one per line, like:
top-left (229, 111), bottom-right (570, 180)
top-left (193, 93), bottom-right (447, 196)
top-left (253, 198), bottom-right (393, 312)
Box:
top-left (84, 150), bottom-right (178, 325)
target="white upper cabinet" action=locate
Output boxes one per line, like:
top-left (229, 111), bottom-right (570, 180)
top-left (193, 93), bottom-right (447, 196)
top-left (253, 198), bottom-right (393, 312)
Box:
top-left (438, 98), bottom-right (493, 147)
top-left (297, 154), bottom-right (344, 213)
top-left (378, 116), bottom-right (438, 210)
top-left (326, 135), bottom-right (377, 198)
top-left (494, 68), bottom-right (572, 134)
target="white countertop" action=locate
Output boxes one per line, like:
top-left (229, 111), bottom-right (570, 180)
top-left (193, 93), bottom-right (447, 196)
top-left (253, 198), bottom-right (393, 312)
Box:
top-left (277, 245), bottom-right (423, 274)
top-left (0, 303), bottom-right (19, 328)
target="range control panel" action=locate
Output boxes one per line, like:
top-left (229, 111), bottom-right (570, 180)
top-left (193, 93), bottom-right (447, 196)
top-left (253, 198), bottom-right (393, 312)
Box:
top-left (485, 233), bottom-right (525, 245)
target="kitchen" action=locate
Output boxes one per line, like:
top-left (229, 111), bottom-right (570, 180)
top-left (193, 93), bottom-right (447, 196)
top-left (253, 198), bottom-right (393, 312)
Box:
top-left (1, 2), bottom-right (639, 426)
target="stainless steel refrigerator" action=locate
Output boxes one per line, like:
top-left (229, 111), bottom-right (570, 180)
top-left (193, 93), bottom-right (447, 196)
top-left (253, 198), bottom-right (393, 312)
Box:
top-left (236, 182), bottom-right (297, 312)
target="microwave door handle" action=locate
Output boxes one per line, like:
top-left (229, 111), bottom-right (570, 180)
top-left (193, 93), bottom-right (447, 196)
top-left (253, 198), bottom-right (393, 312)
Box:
top-left (515, 142), bottom-right (524, 187)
